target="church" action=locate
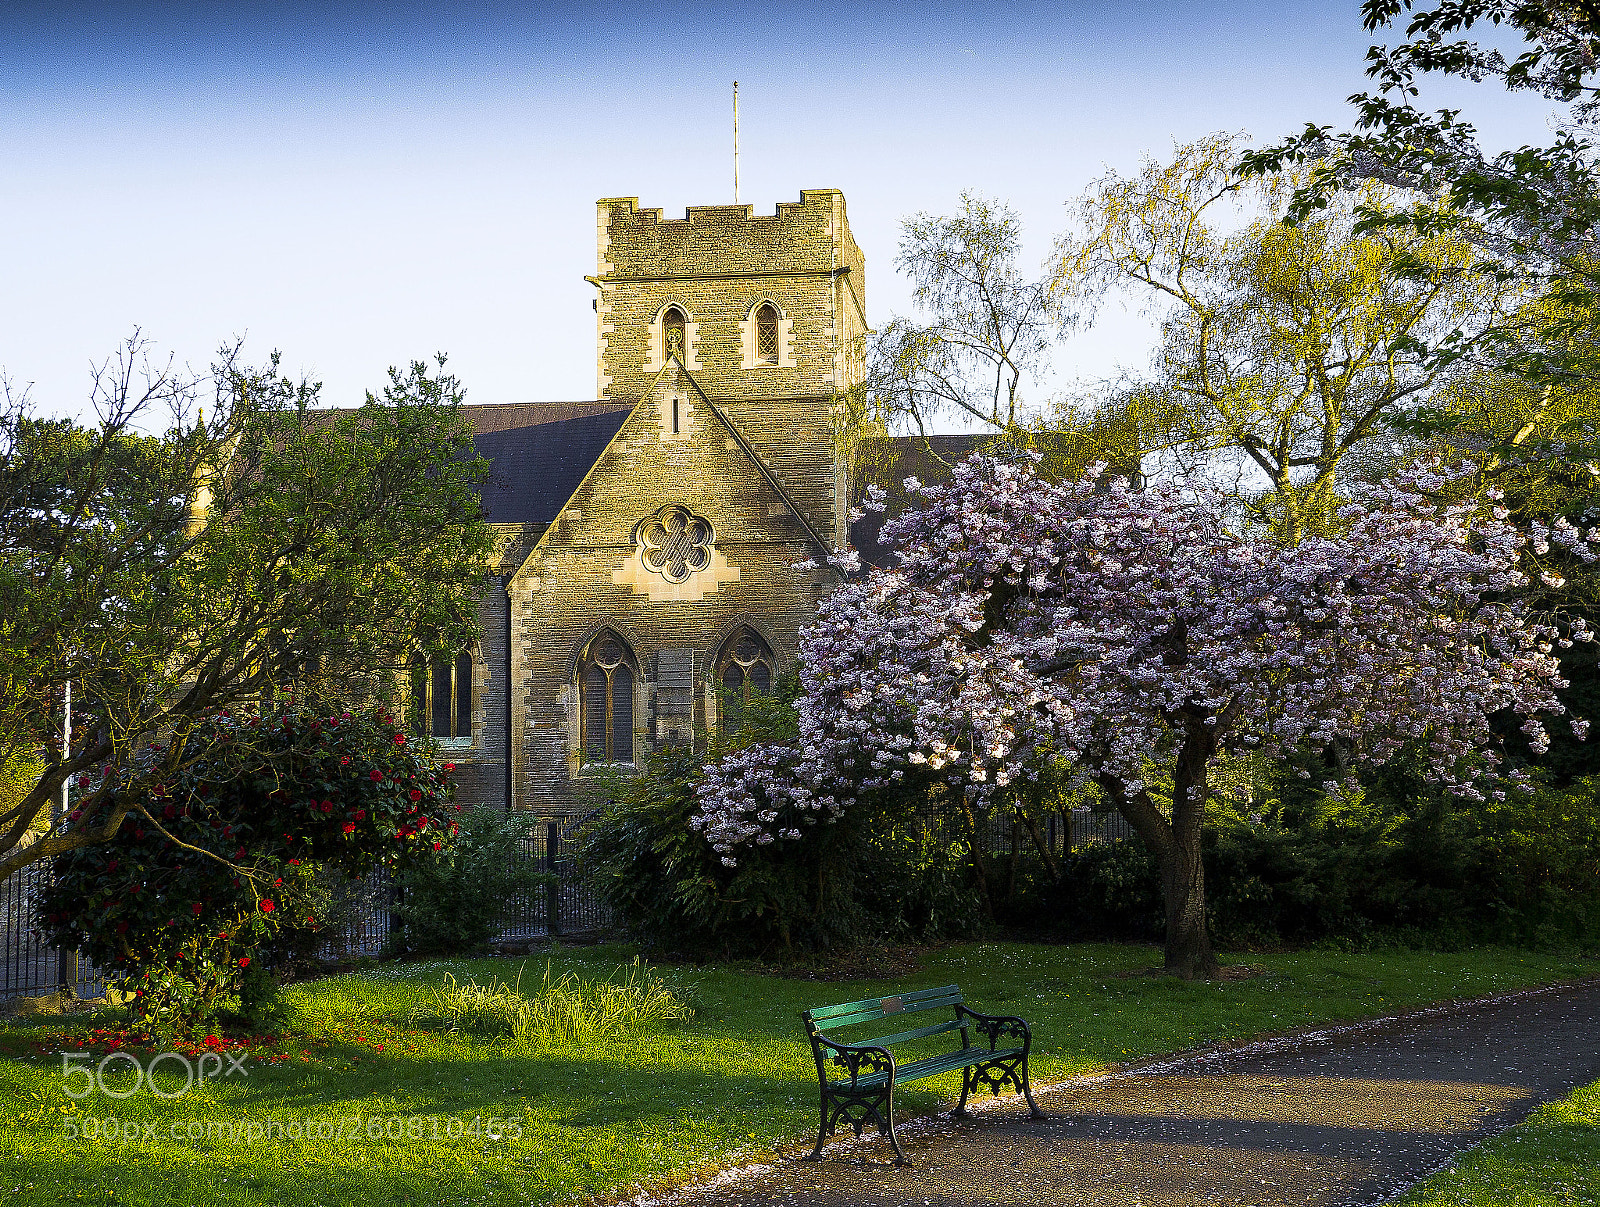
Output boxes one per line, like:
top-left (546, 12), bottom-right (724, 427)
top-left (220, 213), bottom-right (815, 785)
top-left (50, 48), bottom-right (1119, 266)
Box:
top-left (427, 190), bottom-right (869, 813)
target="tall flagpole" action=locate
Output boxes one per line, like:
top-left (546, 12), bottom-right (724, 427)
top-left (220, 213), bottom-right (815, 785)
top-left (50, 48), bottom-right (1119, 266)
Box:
top-left (733, 81), bottom-right (740, 204)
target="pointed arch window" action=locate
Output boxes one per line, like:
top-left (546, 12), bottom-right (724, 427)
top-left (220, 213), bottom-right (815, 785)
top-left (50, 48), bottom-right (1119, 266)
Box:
top-left (716, 627), bottom-right (774, 728)
top-left (409, 649), bottom-right (473, 747)
top-left (662, 307), bottom-right (687, 361)
top-left (579, 630), bottom-right (637, 765)
top-left (755, 303), bottom-right (779, 365)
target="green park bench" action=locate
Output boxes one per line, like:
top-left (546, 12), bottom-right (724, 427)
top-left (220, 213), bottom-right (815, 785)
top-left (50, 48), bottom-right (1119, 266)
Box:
top-left (800, 983), bottom-right (1046, 1164)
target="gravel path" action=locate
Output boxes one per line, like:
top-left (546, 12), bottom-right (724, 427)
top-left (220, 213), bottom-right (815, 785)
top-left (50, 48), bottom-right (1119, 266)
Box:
top-left (658, 977), bottom-right (1600, 1207)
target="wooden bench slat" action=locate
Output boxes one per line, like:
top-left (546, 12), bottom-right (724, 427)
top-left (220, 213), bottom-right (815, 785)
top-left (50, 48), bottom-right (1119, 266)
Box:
top-left (849, 1018), bottom-right (964, 1048)
top-left (806, 985), bottom-right (963, 1026)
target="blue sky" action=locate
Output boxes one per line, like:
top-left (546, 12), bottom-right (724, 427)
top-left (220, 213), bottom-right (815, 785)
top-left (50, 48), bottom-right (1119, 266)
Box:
top-left (0, 1), bottom-right (1559, 423)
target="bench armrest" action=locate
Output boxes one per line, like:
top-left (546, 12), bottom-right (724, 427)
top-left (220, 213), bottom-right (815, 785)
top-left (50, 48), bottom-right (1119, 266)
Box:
top-left (811, 1033), bottom-right (897, 1086)
top-left (956, 1005), bottom-right (1033, 1052)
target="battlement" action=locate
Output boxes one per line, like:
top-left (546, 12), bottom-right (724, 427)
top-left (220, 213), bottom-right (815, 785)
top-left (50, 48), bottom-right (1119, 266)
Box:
top-left (595, 190), bottom-right (855, 283)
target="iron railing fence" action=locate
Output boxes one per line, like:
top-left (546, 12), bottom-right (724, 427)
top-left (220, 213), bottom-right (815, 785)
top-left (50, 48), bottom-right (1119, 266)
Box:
top-left (0, 856), bottom-right (112, 1002)
top-left (319, 809), bottom-right (613, 959)
top-left (995, 806), bottom-right (1136, 861)
top-left (3, 805), bottom-right (1129, 996)
top-left (907, 804), bottom-right (1136, 862)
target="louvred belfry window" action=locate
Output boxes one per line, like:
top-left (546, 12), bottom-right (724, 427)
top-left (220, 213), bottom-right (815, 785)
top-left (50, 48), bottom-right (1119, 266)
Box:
top-left (580, 630), bottom-right (636, 765)
top-left (755, 304), bottom-right (779, 365)
top-left (662, 307), bottom-right (687, 361)
top-left (409, 649), bottom-right (473, 746)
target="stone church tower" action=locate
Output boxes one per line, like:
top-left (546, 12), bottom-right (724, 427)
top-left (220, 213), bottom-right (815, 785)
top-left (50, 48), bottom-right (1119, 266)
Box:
top-left (436, 190), bottom-right (866, 813)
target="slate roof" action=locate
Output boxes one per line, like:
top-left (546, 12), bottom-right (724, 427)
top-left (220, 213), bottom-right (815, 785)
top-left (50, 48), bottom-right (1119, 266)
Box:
top-left (462, 401), bottom-right (635, 525)
top-left (848, 434), bottom-right (991, 569)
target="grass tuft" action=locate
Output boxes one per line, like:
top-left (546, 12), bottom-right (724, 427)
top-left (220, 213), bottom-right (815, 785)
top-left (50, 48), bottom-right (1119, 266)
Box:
top-left (409, 955), bottom-right (693, 1044)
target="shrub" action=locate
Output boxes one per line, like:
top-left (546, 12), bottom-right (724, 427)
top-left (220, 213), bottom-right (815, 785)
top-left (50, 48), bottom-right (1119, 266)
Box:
top-left (1044, 774), bottom-right (1600, 950)
top-left (585, 746), bottom-right (985, 956)
top-left (409, 957), bottom-right (693, 1045)
top-left (38, 704), bottom-right (462, 1035)
top-left (391, 806), bottom-right (551, 955)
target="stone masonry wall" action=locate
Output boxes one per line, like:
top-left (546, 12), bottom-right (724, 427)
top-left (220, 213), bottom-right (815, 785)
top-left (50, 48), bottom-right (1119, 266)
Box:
top-left (594, 191), bottom-right (867, 545)
top-left (508, 367), bottom-right (840, 811)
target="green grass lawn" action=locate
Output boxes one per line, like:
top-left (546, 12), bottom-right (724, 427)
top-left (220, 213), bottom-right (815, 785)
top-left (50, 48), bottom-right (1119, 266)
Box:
top-left (0, 942), bottom-right (1594, 1207)
top-left (1393, 1075), bottom-right (1600, 1206)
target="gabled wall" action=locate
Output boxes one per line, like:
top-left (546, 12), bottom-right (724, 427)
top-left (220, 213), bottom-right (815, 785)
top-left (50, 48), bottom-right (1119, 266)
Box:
top-left (507, 365), bottom-right (838, 810)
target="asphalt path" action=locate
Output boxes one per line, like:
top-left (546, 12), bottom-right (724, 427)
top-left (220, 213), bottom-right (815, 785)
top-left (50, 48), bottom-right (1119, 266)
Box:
top-left (656, 977), bottom-right (1600, 1207)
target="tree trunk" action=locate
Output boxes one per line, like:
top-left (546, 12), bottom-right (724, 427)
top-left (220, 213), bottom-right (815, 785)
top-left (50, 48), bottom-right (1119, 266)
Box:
top-left (956, 793), bottom-right (995, 920)
top-left (1096, 725), bottom-right (1221, 981)
top-left (1158, 828), bottom-right (1217, 979)
top-left (1160, 727), bottom-right (1220, 979)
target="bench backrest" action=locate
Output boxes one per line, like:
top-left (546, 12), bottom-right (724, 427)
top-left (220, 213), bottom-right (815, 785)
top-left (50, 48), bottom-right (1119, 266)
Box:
top-left (802, 984), bottom-right (965, 1050)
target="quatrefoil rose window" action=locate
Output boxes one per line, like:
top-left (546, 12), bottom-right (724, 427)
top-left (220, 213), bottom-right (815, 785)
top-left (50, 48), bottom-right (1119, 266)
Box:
top-left (636, 504), bottom-right (716, 584)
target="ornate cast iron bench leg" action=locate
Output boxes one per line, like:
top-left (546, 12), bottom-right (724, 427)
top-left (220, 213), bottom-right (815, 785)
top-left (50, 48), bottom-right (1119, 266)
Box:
top-left (804, 1083), bottom-right (908, 1165)
top-left (950, 1065), bottom-right (974, 1119)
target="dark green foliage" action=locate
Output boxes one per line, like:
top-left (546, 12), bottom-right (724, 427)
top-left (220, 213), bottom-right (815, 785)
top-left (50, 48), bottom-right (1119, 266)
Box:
top-left (1047, 776), bottom-right (1600, 950)
top-left (391, 805), bottom-right (549, 955)
top-left (584, 679), bottom-right (983, 956)
top-left (37, 704), bottom-right (460, 1033)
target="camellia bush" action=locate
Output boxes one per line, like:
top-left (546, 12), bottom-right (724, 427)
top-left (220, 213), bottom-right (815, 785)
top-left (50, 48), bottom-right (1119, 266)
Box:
top-left (38, 705), bottom-right (461, 1034)
top-left (694, 454), bottom-right (1594, 978)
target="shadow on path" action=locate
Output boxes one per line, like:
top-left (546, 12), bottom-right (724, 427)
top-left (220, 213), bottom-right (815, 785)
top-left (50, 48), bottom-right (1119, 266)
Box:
top-left (668, 979), bottom-right (1600, 1207)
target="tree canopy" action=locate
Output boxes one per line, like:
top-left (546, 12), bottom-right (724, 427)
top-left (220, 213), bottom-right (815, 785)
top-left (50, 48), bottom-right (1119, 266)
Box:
top-left (0, 336), bottom-right (493, 879)
top-left (696, 454), bottom-right (1592, 977)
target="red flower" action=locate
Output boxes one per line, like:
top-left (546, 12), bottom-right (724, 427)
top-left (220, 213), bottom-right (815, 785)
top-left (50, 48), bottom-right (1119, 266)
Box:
top-left (443, 763), bottom-right (455, 772)
top-left (115, 921), bottom-right (128, 934)
top-left (369, 770), bottom-right (383, 782)
top-left (393, 734), bottom-right (405, 745)
top-left (235, 847), bottom-right (246, 860)
top-left (238, 957), bottom-right (250, 968)
top-left (342, 822), bottom-right (356, 833)
top-left (260, 899), bottom-right (275, 913)
top-left (354, 810), bottom-right (366, 821)
top-left (340, 756), bottom-right (350, 766)
top-left (288, 858), bottom-right (300, 866)
top-left (320, 800), bottom-right (334, 813)
top-left (432, 841), bottom-right (442, 851)
top-left (107, 859), bottom-right (118, 872)
top-left (408, 789), bottom-right (422, 802)
top-left (191, 902), bottom-right (203, 915)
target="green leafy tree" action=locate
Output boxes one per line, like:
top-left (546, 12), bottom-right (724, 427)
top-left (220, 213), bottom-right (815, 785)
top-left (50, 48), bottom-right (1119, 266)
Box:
top-left (1050, 133), bottom-right (1514, 539)
top-left (38, 704), bottom-right (461, 1033)
top-left (0, 336), bottom-right (492, 879)
top-left (1245, 2), bottom-right (1600, 411)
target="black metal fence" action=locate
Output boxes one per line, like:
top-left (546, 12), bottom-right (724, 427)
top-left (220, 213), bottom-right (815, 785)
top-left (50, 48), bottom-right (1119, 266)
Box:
top-left (0, 855), bottom-right (112, 1001)
top-left (2, 805), bottom-right (1128, 999)
top-left (316, 809), bottom-right (613, 959)
top-left (988, 806), bottom-right (1137, 861)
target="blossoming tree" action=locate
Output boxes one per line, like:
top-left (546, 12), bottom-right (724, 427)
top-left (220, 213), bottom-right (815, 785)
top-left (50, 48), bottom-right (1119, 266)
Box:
top-left (694, 455), bottom-right (1594, 979)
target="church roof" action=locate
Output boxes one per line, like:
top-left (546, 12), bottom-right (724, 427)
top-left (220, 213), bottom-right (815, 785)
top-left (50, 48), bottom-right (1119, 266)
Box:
top-left (463, 401), bottom-right (635, 524)
top-left (848, 434), bottom-right (990, 569)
